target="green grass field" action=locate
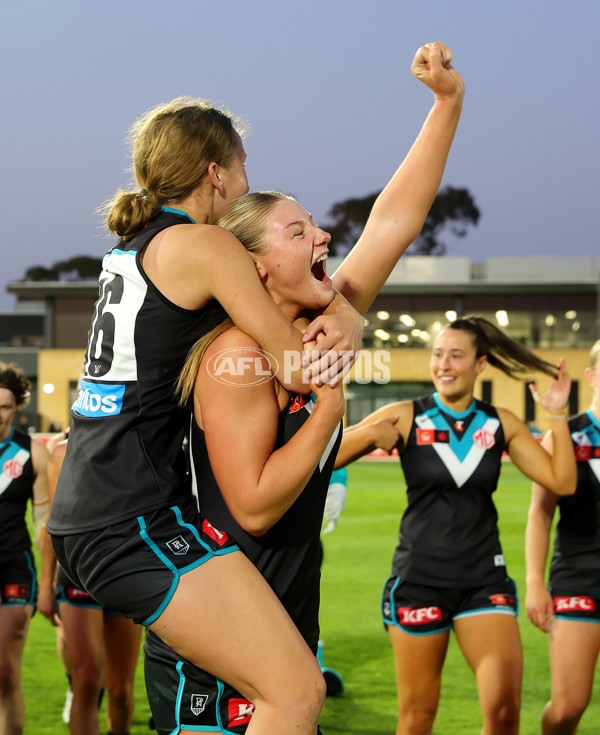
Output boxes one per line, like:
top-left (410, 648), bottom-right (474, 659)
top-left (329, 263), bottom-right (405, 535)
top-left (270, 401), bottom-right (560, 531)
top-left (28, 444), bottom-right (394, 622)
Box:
top-left (21, 461), bottom-right (600, 734)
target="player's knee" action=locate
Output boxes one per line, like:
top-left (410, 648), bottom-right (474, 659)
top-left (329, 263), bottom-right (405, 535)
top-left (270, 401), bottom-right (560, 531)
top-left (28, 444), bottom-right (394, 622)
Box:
top-left (397, 702), bottom-right (437, 735)
top-left (548, 695), bottom-right (588, 727)
top-left (482, 695), bottom-right (520, 733)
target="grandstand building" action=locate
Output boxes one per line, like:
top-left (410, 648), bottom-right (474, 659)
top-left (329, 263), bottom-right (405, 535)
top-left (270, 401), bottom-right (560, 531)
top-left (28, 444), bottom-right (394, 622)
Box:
top-left (2, 256), bottom-right (599, 433)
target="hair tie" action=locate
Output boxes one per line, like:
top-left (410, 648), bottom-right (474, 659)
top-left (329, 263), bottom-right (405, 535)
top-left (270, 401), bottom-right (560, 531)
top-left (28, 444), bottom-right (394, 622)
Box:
top-left (138, 189), bottom-right (149, 199)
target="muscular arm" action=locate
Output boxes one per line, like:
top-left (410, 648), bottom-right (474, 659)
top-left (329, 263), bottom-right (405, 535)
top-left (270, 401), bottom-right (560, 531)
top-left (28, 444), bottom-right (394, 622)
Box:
top-left (332, 42), bottom-right (464, 315)
top-left (197, 328), bottom-right (345, 536)
top-left (334, 414), bottom-right (401, 469)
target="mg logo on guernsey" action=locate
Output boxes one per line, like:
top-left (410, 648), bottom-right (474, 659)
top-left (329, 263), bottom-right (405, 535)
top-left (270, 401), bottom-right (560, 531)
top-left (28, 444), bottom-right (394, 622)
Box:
top-left (3, 459), bottom-right (23, 479)
top-left (72, 380), bottom-right (125, 417)
top-left (228, 698), bottom-right (255, 728)
top-left (554, 596), bottom-right (595, 613)
top-left (397, 606), bottom-right (443, 625)
top-left (473, 428), bottom-right (495, 450)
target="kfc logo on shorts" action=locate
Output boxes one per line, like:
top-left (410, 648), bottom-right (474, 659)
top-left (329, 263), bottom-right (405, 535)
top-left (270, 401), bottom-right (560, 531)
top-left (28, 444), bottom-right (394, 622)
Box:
top-left (3, 459), bottom-right (23, 479)
top-left (201, 520), bottom-right (229, 547)
top-left (554, 596), bottom-right (595, 613)
top-left (190, 693), bottom-right (209, 716)
top-left (473, 429), bottom-right (495, 450)
top-left (228, 698), bottom-right (255, 727)
top-left (166, 535), bottom-right (189, 555)
top-left (397, 605), bottom-right (443, 625)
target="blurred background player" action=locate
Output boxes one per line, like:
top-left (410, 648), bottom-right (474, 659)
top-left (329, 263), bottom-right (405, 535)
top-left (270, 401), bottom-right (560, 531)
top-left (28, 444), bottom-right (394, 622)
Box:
top-left (526, 338), bottom-right (600, 735)
top-left (0, 361), bottom-right (49, 735)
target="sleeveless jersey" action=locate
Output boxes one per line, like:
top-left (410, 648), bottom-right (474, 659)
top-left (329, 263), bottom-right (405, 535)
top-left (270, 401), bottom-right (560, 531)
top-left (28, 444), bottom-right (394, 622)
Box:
top-left (48, 210), bottom-right (227, 535)
top-left (550, 411), bottom-right (600, 596)
top-left (391, 394), bottom-right (507, 587)
top-left (190, 393), bottom-right (342, 650)
top-left (0, 429), bottom-right (34, 553)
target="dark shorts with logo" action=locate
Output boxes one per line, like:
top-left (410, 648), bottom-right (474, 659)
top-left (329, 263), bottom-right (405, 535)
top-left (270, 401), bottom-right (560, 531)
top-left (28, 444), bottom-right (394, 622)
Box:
top-left (381, 575), bottom-right (519, 635)
top-left (145, 632), bottom-right (324, 735)
top-left (550, 587), bottom-right (600, 622)
top-left (0, 549), bottom-right (37, 606)
top-left (51, 497), bottom-right (238, 626)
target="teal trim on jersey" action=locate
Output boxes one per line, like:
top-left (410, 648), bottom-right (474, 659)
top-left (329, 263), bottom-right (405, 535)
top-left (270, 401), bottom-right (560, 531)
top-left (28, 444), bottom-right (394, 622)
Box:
top-left (0, 427), bottom-right (15, 447)
top-left (160, 206), bottom-right (196, 223)
top-left (329, 468), bottom-right (348, 485)
top-left (432, 392), bottom-right (476, 417)
top-left (586, 409), bottom-right (600, 432)
top-left (110, 247), bottom-right (137, 256)
top-left (421, 395), bottom-right (498, 463)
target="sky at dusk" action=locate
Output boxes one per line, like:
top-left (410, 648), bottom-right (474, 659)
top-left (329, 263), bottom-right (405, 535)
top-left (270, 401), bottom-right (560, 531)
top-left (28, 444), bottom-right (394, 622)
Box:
top-left (1, 0), bottom-right (598, 311)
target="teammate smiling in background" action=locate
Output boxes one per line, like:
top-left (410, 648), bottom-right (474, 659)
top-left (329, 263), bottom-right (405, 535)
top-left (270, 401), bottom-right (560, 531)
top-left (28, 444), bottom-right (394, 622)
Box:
top-left (359, 317), bottom-right (576, 735)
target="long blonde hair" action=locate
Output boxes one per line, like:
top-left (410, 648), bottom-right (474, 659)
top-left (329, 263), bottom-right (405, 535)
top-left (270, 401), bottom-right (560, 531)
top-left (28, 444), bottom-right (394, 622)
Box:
top-left (176, 191), bottom-right (296, 404)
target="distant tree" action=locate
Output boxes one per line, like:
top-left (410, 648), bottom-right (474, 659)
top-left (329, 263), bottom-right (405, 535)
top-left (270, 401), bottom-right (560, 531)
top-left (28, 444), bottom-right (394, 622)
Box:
top-left (322, 185), bottom-right (480, 256)
top-left (24, 255), bottom-right (102, 282)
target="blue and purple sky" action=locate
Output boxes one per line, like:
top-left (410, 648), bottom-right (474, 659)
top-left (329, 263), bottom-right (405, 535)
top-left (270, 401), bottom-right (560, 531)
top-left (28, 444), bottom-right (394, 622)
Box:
top-left (1, 0), bottom-right (598, 311)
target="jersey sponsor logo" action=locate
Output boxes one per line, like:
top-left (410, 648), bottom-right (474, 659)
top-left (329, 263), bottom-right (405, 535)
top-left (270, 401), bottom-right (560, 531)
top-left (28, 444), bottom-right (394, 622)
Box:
top-left (206, 347), bottom-right (278, 387)
top-left (228, 698), bottom-right (255, 727)
top-left (190, 693), bottom-right (209, 716)
top-left (166, 535), bottom-right (189, 555)
top-left (417, 429), bottom-right (449, 445)
top-left (2, 458), bottom-right (23, 478)
top-left (494, 554), bottom-right (506, 567)
top-left (72, 380), bottom-right (125, 417)
top-left (473, 428), bottom-right (495, 449)
top-left (397, 605), bottom-right (443, 625)
top-left (201, 519), bottom-right (229, 547)
top-left (554, 596), bottom-right (595, 613)
top-left (489, 593), bottom-right (515, 607)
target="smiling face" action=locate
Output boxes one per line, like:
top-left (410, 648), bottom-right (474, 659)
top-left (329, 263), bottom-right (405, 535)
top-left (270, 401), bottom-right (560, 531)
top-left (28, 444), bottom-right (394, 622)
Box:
top-left (252, 198), bottom-right (334, 319)
top-left (430, 327), bottom-right (488, 409)
top-left (0, 387), bottom-right (17, 442)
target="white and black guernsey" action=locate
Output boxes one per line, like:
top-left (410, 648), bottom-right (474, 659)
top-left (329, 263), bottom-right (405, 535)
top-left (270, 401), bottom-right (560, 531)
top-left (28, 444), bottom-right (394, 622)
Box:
top-left (48, 209), bottom-right (227, 535)
top-left (391, 394), bottom-right (508, 588)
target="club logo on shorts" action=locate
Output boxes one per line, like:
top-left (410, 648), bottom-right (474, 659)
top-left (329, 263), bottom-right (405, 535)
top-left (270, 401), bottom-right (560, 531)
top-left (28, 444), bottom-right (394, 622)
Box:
top-left (228, 698), bottom-right (255, 727)
top-left (397, 606), bottom-right (443, 625)
top-left (190, 693), bottom-right (209, 716)
top-left (473, 428), bottom-right (495, 449)
top-left (3, 459), bottom-right (23, 478)
top-left (166, 536), bottom-right (189, 555)
top-left (554, 596), bottom-right (595, 613)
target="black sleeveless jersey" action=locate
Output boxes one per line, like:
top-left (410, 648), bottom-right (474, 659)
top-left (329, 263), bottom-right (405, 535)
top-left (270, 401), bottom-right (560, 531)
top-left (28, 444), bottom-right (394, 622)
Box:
top-left (190, 393), bottom-right (342, 650)
top-left (391, 394), bottom-right (507, 587)
top-left (0, 429), bottom-right (34, 553)
top-left (48, 209), bottom-right (227, 535)
top-left (550, 411), bottom-right (600, 595)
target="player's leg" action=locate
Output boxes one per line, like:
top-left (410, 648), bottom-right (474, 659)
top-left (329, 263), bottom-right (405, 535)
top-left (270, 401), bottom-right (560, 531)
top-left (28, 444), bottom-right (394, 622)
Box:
top-left (541, 618), bottom-right (600, 735)
top-left (454, 613), bottom-right (522, 735)
top-left (59, 602), bottom-right (105, 735)
top-left (0, 604), bottom-right (33, 735)
top-left (387, 625), bottom-right (449, 735)
top-left (103, 613), bottom-right (142, 735)
top-left (149, 551), bottom-right (325, 735)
